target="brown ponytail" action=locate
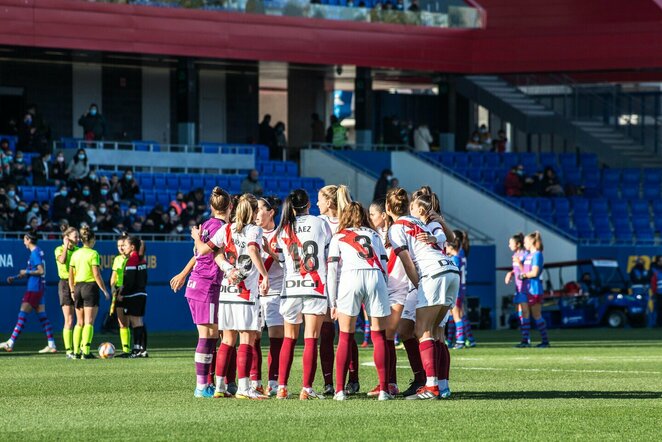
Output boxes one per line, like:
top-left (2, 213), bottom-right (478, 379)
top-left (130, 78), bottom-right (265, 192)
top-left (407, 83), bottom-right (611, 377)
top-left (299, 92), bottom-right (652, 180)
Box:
top-left (80, 226), bottom-right (95, 246)
top-left (386, 187), bottom-right (409, 217)
top-left (209, 186), bottom-right (231, 214)
top-left (338, 202), bottom-right (371, 232)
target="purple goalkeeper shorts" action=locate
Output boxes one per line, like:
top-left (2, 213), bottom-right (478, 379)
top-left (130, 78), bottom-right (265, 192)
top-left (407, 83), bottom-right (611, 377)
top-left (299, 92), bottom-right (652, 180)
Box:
top-left (187, 297), bottom-right (219, 325)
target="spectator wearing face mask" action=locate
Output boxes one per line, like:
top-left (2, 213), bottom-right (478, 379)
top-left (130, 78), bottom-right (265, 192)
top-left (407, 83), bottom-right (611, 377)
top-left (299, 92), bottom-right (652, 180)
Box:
top-left (466, 130), bottom-right (483, 152)
top-left (180, 201), bottom-right (198, 226)
top-left (6, 184), bottom-right (20, 211)
top-left (171, 223), bottom-right (186, 236)
top-left (373, 168), bottom-right (393, 201)
top-left (120, 169), bottom-right (140, 202)
top-left (51, 151), bottom-right (69, 184)
top-left (79, 185), bottom-right (93, 204)
top-left (505, 165), bottom-right (524, 197)
top-left (66, 148), bottom-right (90, 188)
top-left (124, 204), bottom-right (142, 228)
top-left (26, 202), bottom-right (43, 226)
top-left (32, 151), bottom-right (53, 186)
top-left (87, 169), bottom-right (100, 193)
top-left (52, 185), bottom-right (70, 221)
top-left (82, 204), bottom-right (99, 231)
top-left (169, 191), bottom-right (187, 216)
top-left (187, 188), bottom-right (207, 215)
top-left (96, 202), bottom-right (114, 232)
top-left (78, 103), bottom-right (106, 141)
top-left (98, 183), bottom-right (113, 206)
top-left (0, 187), bottom-right (9, 230)
top-left (109, 174), bottom-right (122, 201)
top-left (10, 201), bottom-right (28, 230)
top-left (167, 206), bottom-right (180, 226)
top-left (10, 151), bottom-right (31, 186)
top-left (240, 169), bottom-right (264, 196)
top-left (17, 112), bottom-right (39, 153)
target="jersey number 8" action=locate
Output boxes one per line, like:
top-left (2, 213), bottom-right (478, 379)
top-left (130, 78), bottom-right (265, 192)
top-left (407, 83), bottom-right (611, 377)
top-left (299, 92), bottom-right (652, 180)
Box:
top-left (289, 241), bottom-right (319, 272)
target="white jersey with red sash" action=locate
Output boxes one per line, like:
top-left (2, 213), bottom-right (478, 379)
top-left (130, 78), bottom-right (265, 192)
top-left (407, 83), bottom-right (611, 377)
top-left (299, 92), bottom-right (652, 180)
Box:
top-left (380, 227), bottom-right (409, 296)
top-left (277, 215), bottom-right (331, 299)
top-left (328, 227), bottom-right (387, 273)
top-left (261, 228), bottom-right (283, 295)
top-left (210, 223), bottom-right (263, 305)
top-left (388, 215), bottom-right (458, 278)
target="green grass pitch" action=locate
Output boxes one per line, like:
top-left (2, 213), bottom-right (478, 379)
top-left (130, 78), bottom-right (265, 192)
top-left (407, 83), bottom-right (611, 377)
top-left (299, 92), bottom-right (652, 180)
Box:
top-left (1, 328), bottom-right (661, 441)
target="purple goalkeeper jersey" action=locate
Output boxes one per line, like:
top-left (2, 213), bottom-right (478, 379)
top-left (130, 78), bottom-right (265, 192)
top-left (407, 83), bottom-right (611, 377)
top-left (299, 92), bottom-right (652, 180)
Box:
top-left (190, 217), bottom-right (225, 284)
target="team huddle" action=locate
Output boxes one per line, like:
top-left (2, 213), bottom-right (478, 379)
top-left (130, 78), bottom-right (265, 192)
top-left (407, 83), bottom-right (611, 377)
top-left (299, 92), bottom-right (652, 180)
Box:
top-left (169, 184), bottom-right (467, 401)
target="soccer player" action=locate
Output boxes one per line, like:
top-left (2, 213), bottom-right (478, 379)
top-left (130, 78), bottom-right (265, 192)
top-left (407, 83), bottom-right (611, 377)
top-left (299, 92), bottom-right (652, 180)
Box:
top-left (386, 188), bottom-right (459, 400)
top-left (193, 193), bottom-right (270, 400)
top-left (519, 231), bottom-right (550, 348)
top-left (327, 202), bottom-right (392, 401)
top-left (367, 199), bottom-right (407, 397)
top-left (504, 233), bottom-right (530, 347)
top-left (110, 234), bottom-right (131, 356)
top-left (453, 230), bottom-right (476, 348)
top-left (1, 231), bottom-right (57, 353)
top-left (276, 189), bottom-right (332, 400)
top-left (256, 196), bottom-right (284, 396)
top-left (317, 184), bottom-right (355, 395)
top-left (118, 235), bottom-right (149, 358)
top-left (68, 226), bottom-right (111, 359)
top-left (55, 225), bottom-right (80, 358)
top-left (170, 186), bottom-right (232, 398)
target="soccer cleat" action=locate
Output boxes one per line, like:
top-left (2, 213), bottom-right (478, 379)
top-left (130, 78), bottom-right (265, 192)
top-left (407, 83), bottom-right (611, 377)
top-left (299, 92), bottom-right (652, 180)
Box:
top-left (445, 339), bottom-right (452, 347)
top-left (227, 382), bottom-right (238, 395)
top-left (276, 387), bottom-right (290, 400)
top-left (213, 389), bottom-right (233, 398)
top-left (129, 350), bottom-right (148, 359)
top-left (0, 341), bottom-right (13, 352)
top-left (515, 341), bottom-right (531, 348)
top-left (439, 387), bottom-right (452, 399)
top-left (66, 353), bottom-right (76, 360)
top-left (38, 346), bottom-right (57, 354)
top-left (536, 342), bottom-right (551, 348)
top-left (452, 342), bottom-right (465, 350)
top-left (377, 390), bottom-right (394, 401)
top-left (366, 385), bottom-right (381, 397)
top-left (194, 385), bottom-right (215, 398)
top-left (345, 381), bottom-right (360, 395)
top-left (388, 383), bottom-right (400, 396)
top-left (81, 353), bottom-right (97, 360)
top-left (236, 388), bottom-right (268, 400)
top-left (465, 340), bottom-right (476, 348)
top-left (299, 388), bottom-right (325, 400)
top-left (267, 386), bottom-right (278, 398)
top-left (255, 385), bottom-right (267, 396)
top-left (401, 379), bottom-right (425, 397)
top-left (405, 385), bottom-right (439, 400)
top-left (333, 391), bottom-right (347, 401)
top-left (323, 384), bottom-right (334, 395)
top-left (74, 353), bottom-right (82, 359)
top-left (360, 341), bottom-right (369, 348)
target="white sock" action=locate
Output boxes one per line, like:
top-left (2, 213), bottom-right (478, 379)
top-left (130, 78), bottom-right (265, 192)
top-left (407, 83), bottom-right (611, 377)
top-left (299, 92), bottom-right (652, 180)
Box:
top-left (238, 377), bottom-right (250, 392)
top-left (215, 376), bottom-right (226, 392)
top-left (196, 383), bottom-right (208, 390)
top-left (426, 376), bottom-right (437, 387)
top-left (278, 384), bottom-right (286, 390)
top-left (48, 340), bottom-right (56, 348)
top-left (438, 379), bottom-right (448, 390)
top-left (8, 338), bottom-right (15, 346)
top-left (304, 387), bottom-right (313, 393)
top-left (251, 380), bottom-right (262, 389)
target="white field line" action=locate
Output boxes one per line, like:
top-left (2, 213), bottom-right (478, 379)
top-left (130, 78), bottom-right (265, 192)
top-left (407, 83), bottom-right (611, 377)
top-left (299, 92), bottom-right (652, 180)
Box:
top-left (362, 362), bottom-right (662, 375)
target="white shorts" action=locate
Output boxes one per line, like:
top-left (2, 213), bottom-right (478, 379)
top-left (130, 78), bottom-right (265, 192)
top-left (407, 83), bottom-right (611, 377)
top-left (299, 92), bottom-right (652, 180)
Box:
top-left (218, 302), bottom-right (261, 331)
top-left (401, 287), bottom-right (418, 322)
top-left (388, 287), bottom-right (408, 307)
top-left (260, 295), bottom-right (284, 328)
top-left (336, 269), bottom-right (390, 318)
top-left (417, 272), bottom-right (459, 309)
top-left (280, 297), bottom-right (328, 325)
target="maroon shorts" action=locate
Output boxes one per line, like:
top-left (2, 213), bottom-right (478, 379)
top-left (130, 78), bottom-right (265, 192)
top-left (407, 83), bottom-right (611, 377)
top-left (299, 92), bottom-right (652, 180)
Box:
top-left (527, 294), bottom-right (543, 306)
top-left (22, 290), bottom-right (45, 309)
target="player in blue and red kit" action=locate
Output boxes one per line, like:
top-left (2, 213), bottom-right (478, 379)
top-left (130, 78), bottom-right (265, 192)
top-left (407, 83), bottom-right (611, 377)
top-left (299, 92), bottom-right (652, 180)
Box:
top-left (504, 233), bottom-right (530, 347)
top-left (519, 231), bottom-right (549, 348)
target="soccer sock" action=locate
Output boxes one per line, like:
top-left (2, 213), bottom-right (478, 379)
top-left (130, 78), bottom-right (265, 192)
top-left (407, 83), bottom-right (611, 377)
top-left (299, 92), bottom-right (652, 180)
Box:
top-left (302, 337), bottom-right (318, 389)
top-left (535, 318), bottom-right (549, 343)
top-left (63, 328), bottom-right (73, 354)
top-left (363, 320), bottom-right (371, 344)
top-left (73, 324), bottom-right (83, 354)
top-left (387, 339), bottom-right (397, 385)
top-left (348, 338), bottom-right (359, 383)
top-left (434, 340), bottom-right (443, 380)
top-left (227, 346), bottom-right (237, 384)
top-left (250, 338), bottom-right (262, 383)
top-left (132, 326), bottom-right (145, 352)
top-left (320, 322), bottom-right (335, 386)
top-left (215, 343), bottom-right (232, 391)
top-left (419, 339), bottom-right (437, 387)
top-left (438, 341), bottom-right (450, 390)
top-left (521, 317), bottom-right (531, 343)
top-left (142, 325), bottom-right (148, 351)
top-left (446, 317), bottom-right (456, 343)
top-left (195, 338), bottom-right (214, 389)
top-left (278, 337), bottom-right (297, 387)
top-left (208, 340), bottom-right (218, 385)
top-left (237, 343), bottom-right (253, 391)
top-left (81, 324), bottom-right (94, 355)
top-left (119, 327), bottom-right (131, 353)
top-left (462, 314), bottom-right (475, 343)
top-left (268, 337), bottom-right (283, 381)
top-left (455, 320), bottom-right (465, 344)
top-left (371, 330), bottom-right (389, 392)
top-left (403, 338), bottom-right (425, 383)
top-left (37, 311), bottom-right (55, 348)
top-left (9, 311), bottom-right (27, 346)
top-left (335, 331), bottom-right (352, 394)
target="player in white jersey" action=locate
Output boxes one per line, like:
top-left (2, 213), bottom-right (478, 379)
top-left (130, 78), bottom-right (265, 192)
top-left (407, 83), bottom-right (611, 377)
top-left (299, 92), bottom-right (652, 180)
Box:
top-left (316, 184), bottom-right (353, 395)
top-left (366, 199), bottom-right (408, 397)
top-left (276, 189), bottom-right (332, 400)
top-left (255, 196), bottom-right (284, 396)
top-left (386, 188), bottom-right (459, 400)
top-left (327, 202), bottom-right (392, 401)
top-left (192, 194), bottom-right (269, 400)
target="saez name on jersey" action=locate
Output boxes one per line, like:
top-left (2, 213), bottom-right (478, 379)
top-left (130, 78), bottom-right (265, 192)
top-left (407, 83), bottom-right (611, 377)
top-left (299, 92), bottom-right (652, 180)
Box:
top-left (295, 225), bottom-right (312, 234)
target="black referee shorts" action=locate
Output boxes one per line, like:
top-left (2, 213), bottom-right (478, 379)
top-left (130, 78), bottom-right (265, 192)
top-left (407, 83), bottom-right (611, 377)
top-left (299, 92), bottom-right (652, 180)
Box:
top-left (74, 282), bottom-right (100, 309)
top-left (59, 279), bottom-right (74, 307)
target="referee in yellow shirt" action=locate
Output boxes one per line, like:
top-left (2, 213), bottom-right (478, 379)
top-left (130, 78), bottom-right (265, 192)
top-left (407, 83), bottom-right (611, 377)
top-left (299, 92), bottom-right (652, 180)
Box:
top-left (55, 225), bottom-right (79, 358)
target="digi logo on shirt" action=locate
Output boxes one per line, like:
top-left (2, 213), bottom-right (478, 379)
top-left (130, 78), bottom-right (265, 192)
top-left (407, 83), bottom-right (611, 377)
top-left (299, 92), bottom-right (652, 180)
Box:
top-left (285, 280), bottom-right (321, 289)
top-left (220, 285), bottom-right (241, 294)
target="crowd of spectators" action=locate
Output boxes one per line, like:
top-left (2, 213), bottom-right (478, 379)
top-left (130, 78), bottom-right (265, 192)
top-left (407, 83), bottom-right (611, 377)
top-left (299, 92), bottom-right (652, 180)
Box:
top-left (505, 165), bottom-right (566, 198)
top-left (466, 124), bottom-right (509, 153)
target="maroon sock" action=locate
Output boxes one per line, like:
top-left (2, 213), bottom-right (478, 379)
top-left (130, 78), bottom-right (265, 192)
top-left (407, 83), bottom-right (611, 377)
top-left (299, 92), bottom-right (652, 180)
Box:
top-left (441, 341), bottom-right (451, 381)
top-left (419, 339), bottom-right (436, 378)
top-left (371, 330), bottom-right (389, 391)
top-left (302, 337), bottom-right (318, 389)
top-left (268, 337), bottom-right (283, 381)
top-left (215, 342), bottom-right (232, 378)
top-left (207, 338), bottom-right (218, 384)
top-left (250, 338), bottom-right (262, 382)
top-left (226, 346), bottom-right (237, 384)
top-left (320, 322), bottom-right (335, 386)
top-left (237, 343), bottom-right (253, 380)
top-left (387, 339), bottom-right (396, 385)
top-left (404, 338), bottom-right (425, 383)
top-left (278, 337), bottom-right (297, 386)
top-left (434, 340), bottom-right (443, 379)
top-left (348, 337), bottom-right (359, 383)
top-left (335, 331), bottom-right (352, 393)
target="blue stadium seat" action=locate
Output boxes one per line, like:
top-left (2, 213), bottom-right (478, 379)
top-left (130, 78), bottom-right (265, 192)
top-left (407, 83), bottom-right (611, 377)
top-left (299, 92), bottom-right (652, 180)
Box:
top-left (481, 169), bottom-right (498, 183)
top-left (133, 140), bottom-right (160, 152)
top-left (203, 176), bottom-right (219, 189)
top-left (590, 198), bottom-right (609, 215)
top-left (165, 176), bottom-right (179, 190)
top-left (191, 175), bottom-right (204, 189)
top-left (602, 169), bottom-right (621, 186)
top-left (60, 137), bottom-right (81, 150)
top-left (614, 227), bottom-right (634, 243)
top-left (502, 153), bottom-right (519, 169)
top-left (643, 186), bottom-right (661, 201)
top-left (467, 169), bottom-right (482, 182)
top-left (594, 228), bottom-right (613, 243)
top-left (571, 197), bottom-right (589, 213)
top-left (621, 169), bottom-right (641, 186)
top-left (554, 215), bottom-right (571, 230)
top-left (582, 169), bottom-right (601, 189)
top-left (579, 153), bottom-right (598, 169)
top-left (285, 162), bottom-right (298, 176)
top-left (537, 198), bottom-right (553, 217)
top-left (643, 169), bottom-right (662, 186)
top-left (179, 175), bottom-right (192, 191)
top-left (559, 153), bottom-right (577, 169)
top-left (288, 178), bottom-right (302, 190)
top-left (654, 217), bottom-right (662, 232)
top-left (302, 178), bottom-right (317, 192)
top-left (610, 199), bottom-right (629, 216)
top-left (200, 143), bottom-right (220, 154)
top-left (484, 153), bottom-right (500, 169)
top-left (635, 229), bottom-right (655, 242)
top-left (255, 145), bottom-right (269, 161)
top-left (467, 153), bottom-right (484, 168)
top-left (272, 163), bottom-right (286, 175)
top-left (520, 198), bottom-right (537, 214)
top-left (228, 176), bottom-right (243, 191)
top-left (621, 187), bottom-right (639, 200)
top-left (20, 187), bottom-right (36, 203)
top-left (576, 225), bottom-right (594, 239)
top-left (143, 190), bottom-right (157, 206)
top-left (631, 200), bottom-right (650, 216)
top-left (612, 217), bottom-right (630, 231)
top-left (564, 170), bottom-right (581, 186)
top-left (154, 176), bottom-right (166, 189)
top-left (438, 152), bottom-right (454, 166)
top-left (277, 178), bottom-right (291, 192)
top-left (539, 153), bottom-right (557, 168)
top-left (592, 216), bottom-right (610, 230)
top-left (633, 218), bottom-right (651, 231)
top-left (602, 185), bottom-right (620, 199)
top-left (652, 200), bottom-right (662, 217)
top-left (454, 154), bottom-right (469, 169)
top-left (553, 198), bottom-right (570, 213)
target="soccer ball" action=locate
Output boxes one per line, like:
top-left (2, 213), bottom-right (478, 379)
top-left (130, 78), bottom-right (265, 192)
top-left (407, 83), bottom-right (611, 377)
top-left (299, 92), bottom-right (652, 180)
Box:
top-left (98, 342), bottom-right (116, 359)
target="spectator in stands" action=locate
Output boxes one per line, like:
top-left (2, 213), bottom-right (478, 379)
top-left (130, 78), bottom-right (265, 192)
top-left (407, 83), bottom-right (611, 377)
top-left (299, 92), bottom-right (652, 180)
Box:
top-left (96, 202), bottom-right (113, 232)
top-left (146, 204), bottom-right (166, 232)
top-left (10, 151), bottom-right (30, 186)
top-left (504, 165), bottom-right (524, 197)
top-left (494, 129), bottom-right (509, 153)
top-left (66, 148), bottom-right (90, 188)
top-left (0, 188), bottom-right (8, 231)
top-left (109, 174), bottom-right (122, 200)
top-left (26, 202), bottom-right (42, 227)
top-left (181, 201), bottom-right (198, 226)
top-left (540, 166), bottom-right (565, 197)
top-left (258, 114), bottom-right (278, 159)
top-left (326, 115), bottom-right (348, 148)
top-left (650, 256), bottom-right (662, 326)
top-left (32, 151), bottom-right (52, 186)
top-left (169, 192), bottom-right (187, 216)
top-left (466, 130), bottom-right (483, 151)
top-left (17, 112), bottom-right (41, 153)
top-left (408, 0), bottom-right (419, 11)
top-left (124, 203), bottom-right (141, 227)
top-left (38, 201), bottom-right (52, 231)
top-left (6, 184), bottom-right (20, 211)
top-left (78, 103), bottom-right (106, 141)
top-left (373, 168), bottom-right (393, 201)
top-left (0, 150), bottom-right (12, 185)
top-left (52, 185), bottom-right (69, 221)
top-left (10, 201), bottom-right (28, 230)
top-left (82, 204), bottom-right (98, 231)
top-left (87, 169), bottom-right (100, 193)
top-left (311, 113), bottom-right (325, 143)
top-left (240, 169), bottom-right (264, 196)
top-left (274, 121), bottom-right (287, 161)
top-left (51, 151), bottom-right (68, 185)
top-left (129, 220), bottom-right (143, 234)
top-left (80, 185), bottom-right (93, 204)
top-left (413, 123), bottom-right (433, 152)
top-left (0, 138), bottom-right (10, 157)
top-left (188, 188), bottom-right (207, 215)
top-left (120, 169), bottom-right (140, 202)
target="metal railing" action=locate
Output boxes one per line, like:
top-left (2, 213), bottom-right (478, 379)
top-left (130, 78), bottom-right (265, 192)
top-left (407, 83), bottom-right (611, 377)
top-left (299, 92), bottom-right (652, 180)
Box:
top-left (0, 230), bottom-right (192, 242)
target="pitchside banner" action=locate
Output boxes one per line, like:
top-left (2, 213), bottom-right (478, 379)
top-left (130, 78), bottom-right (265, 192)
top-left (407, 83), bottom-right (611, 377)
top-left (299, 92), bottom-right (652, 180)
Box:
top-left (0, 239), bottom-right (497, 332)
top-left (577, 245), bottom-right (662, 273)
